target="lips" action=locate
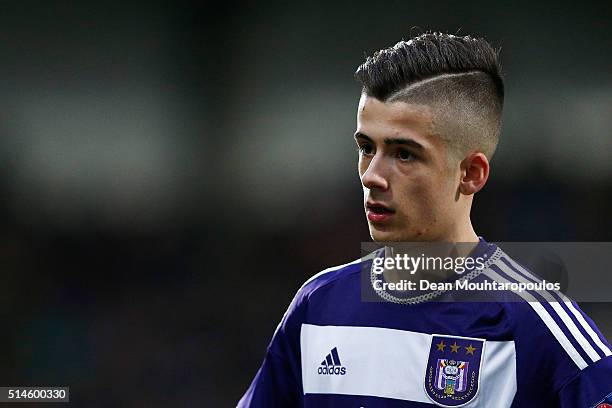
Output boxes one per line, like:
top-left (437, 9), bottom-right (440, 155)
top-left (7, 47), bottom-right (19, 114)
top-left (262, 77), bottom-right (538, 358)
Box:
top-left (366, 201), bottom-right (395, 223)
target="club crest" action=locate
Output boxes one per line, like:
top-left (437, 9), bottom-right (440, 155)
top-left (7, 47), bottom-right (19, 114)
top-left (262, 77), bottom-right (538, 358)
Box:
top-left (591, 391), bottom-right (612, 408)
top-left (424, 335), bottom-right (485, 407)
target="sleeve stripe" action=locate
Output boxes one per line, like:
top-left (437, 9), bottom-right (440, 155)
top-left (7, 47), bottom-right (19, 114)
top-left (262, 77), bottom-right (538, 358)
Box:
top-left (564, 301), bottom-right (612, 357)
top-left (483, 268), bottom-right (588, 370)
top-left (501, 255), bottom-right (612, 358)
top-left (497, 258), bottom-right (602, 363)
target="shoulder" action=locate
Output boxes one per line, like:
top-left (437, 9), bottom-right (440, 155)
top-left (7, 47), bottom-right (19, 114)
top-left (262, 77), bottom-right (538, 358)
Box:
top-left (483, 247), bottom-right (612, 387)
top-left (279, 249), bottom-right (378, 316)
top-left (270, 252), bottom-right (376, 339)
top-left (296, 251), bottom-right (377, 302)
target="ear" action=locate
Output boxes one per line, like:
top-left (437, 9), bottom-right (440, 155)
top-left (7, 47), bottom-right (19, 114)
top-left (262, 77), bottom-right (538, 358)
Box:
top-left (459, 152), bottom-right (490, 195)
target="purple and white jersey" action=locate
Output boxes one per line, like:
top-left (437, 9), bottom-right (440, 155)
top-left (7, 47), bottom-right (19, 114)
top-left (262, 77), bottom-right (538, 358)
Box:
top-left (238, 238), bottom-right (612, 407)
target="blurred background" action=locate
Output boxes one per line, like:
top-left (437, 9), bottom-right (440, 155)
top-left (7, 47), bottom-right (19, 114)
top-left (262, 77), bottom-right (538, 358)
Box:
top-left (0, 0), bottom-right (610, 406)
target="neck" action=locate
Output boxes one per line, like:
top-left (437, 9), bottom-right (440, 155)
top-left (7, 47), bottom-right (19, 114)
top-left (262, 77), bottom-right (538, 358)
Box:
top-left (382, 220), bottom-right (481, 286)
top-left (436, 218), bottom-right (479, 253)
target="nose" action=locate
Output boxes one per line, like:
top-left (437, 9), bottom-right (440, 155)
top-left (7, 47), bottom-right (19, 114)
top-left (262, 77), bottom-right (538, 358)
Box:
top-left (360, 154), bottom-right (389, 191)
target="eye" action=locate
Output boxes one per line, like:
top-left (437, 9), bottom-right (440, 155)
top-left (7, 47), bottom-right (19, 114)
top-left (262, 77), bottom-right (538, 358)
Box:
top-left (357, 143), bottom-right (374, 156)
top-left (397, 148), bottom-right (415, 162)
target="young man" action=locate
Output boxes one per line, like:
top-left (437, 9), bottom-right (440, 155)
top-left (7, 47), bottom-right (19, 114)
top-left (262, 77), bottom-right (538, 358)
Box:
top-left (238, 33), bottom-right (612, 407)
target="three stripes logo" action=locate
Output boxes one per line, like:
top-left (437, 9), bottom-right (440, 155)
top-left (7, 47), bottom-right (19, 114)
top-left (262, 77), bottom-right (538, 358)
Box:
top-left (317, 347), bottom-right (347, 375)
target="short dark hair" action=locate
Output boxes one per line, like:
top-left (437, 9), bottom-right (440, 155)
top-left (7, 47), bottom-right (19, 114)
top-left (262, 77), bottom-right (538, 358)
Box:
top-left (355, 33), bottom-right (504, 159)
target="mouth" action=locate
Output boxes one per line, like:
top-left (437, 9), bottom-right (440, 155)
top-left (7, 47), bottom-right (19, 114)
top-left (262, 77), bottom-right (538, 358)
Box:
top-left (366, 201), bottom-right (395, 223)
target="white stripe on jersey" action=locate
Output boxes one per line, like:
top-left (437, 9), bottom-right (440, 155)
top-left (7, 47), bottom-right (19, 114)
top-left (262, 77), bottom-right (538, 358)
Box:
top-left (502, 255), bottom-right (612, 358)
top-left (483, 268), bottom-right (588, 370)
top-left (496, 258), bottom-right (601, 363)
top-left (565, 301), bottom-right (612, 357)
top-left (300, 324), bottom-right (517, 407)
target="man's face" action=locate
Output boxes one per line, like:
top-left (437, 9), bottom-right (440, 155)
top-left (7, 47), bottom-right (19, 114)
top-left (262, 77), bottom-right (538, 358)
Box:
top-left (355, 94), bottom-right (462, 242)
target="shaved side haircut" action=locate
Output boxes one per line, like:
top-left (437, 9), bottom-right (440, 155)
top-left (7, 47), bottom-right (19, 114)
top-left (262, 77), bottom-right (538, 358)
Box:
top-left (354, 33), bottom-right (504, 160)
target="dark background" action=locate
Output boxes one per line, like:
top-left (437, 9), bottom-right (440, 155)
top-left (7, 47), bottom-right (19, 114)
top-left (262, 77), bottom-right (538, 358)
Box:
top-left (0, 1), bottom-right (610, 406)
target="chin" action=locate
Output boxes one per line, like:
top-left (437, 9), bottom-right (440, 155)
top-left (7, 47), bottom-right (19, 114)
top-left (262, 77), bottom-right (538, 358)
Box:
top-left (369, 224), bottom-right (428, 242)
top-left (369, 227), bottom-right (404, 242)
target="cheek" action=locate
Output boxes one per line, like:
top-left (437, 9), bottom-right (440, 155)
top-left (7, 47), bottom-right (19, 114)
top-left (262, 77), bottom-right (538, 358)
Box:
top-left (399, 171), bottom-right (453, 213)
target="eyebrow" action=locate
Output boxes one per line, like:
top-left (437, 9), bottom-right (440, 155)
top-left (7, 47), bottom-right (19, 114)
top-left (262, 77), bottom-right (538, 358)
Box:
top-left (354, 132), bottom-right (424, 150)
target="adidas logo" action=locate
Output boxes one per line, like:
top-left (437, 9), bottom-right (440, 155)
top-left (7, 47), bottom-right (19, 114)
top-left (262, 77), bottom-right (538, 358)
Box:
top-left (317, 347), bottom-right (347, 375)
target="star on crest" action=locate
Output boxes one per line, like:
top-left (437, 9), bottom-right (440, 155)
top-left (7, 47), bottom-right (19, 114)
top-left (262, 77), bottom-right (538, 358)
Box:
top-left (465, 344), bottom-right (477, 355)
